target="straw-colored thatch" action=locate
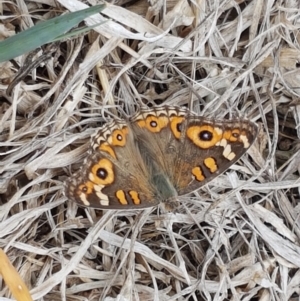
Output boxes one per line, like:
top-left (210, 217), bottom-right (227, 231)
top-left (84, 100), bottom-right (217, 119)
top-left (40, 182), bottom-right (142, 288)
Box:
top-left (1, 1), bottom-right (300, 300)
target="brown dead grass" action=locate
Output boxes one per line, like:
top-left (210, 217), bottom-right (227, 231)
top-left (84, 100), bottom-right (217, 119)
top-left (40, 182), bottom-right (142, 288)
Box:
top-left (1, 1), bottom-right (300, 301)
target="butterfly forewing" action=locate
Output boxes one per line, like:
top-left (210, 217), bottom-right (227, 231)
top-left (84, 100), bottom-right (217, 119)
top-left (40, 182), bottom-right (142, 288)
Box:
top-left (173, 116), bottom-right (258, 195)
top-left (65, 118), bottom-right (160, 209)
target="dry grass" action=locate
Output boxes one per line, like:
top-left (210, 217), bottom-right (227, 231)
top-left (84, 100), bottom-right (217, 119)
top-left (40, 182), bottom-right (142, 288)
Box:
top-left (1, 0), bottom-right (300, 301)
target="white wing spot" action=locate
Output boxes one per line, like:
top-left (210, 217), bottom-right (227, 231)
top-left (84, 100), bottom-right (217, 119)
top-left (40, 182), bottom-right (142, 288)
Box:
top-left (89, 173), bottom-right (95, 182)
top-left (214, 127), bottom-right (223, 136)
top-left (240, 135), bottom-right (250, 148)
top-left (79, 194), bottom-right (90, 206)
top-left (95, 189), bottom-right (109, 202)
top-left (94, 185), bottom-right (104, 192)
top-left (223, 144), bottom-right (232, 159)
top-left (99, 198), bottom-right (109, 206)
top-left (167, 109), bottom-right (178, 116)
top-left (227, 152), bottom-right (236, 161)
top-left (216, 138), bottom-right (227, 148)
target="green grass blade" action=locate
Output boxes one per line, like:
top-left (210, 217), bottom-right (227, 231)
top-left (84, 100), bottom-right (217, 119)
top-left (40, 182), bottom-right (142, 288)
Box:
top-left (53, 20), bottom-right (109, 42)
top-left (0, 4), bottom-right (106, 63)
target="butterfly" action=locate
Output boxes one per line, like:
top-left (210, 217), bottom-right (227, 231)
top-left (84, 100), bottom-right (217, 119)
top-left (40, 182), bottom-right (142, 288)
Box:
top-left (65, 106), bottom-right (258, 209)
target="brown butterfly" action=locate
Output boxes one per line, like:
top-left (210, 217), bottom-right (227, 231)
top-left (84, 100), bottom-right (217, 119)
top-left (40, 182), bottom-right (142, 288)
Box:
top-left (65, 106), bottom-right (258, 209)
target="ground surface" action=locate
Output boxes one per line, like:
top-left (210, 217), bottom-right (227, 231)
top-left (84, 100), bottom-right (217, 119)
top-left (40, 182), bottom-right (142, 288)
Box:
top-left (1, 1), bottom-right (300, 301)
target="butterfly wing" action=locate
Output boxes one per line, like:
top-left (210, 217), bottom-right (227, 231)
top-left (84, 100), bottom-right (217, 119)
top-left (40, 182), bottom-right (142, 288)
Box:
top-left (174, 114), bottom-right (258, 195)
top-left (66, 106), bottom-right (258, 208)
top-left (131, 106), bottom-right (258, 197)
top-left (130, 106), bottom-right (189, 197)
top-left (65, 119), bottom-right (160, 209)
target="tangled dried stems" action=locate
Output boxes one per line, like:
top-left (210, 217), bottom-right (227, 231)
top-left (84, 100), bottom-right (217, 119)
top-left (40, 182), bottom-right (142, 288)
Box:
top-left (1, 1), bottom-right (300, 300)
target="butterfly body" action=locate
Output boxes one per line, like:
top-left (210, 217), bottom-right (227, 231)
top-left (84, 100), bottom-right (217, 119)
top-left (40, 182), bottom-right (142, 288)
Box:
top-left (65, 106), bottom-right (258, 209)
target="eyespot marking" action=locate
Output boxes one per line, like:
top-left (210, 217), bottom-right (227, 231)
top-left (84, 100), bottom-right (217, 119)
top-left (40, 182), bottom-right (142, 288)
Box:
top-left (223, 129), bottom-right (240, 142)
top-left (109, 128), bottom-right (128, 146)
top-left (200, 130), bottom-right (213, 141)
top-left (77, 181), bottom-right (94, 206)
top-left (137, 115), bottom-right (169, 133)
top-left (187, 125), bottom-right (223, 149)
top-left (170, 116), bottom-right (185, 139)
top-left (91, 159), bottom-right (114, 185)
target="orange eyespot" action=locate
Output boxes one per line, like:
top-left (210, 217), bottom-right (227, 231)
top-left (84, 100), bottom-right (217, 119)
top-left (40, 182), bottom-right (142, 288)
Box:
top-left (223, 129), bottom-right (240, 142)
top-left (170, 116), bottom-right (185, 139)
top-left (111, 128), bottom-right (128, 146)
top-left (90, 159), bottom-right (114, 185)
top-left (137, 115), bottom-right (169, 133)
top-left (78, 181), bottom-right (94, 195)
top-left (187, 125), bottom-right (222, 148)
